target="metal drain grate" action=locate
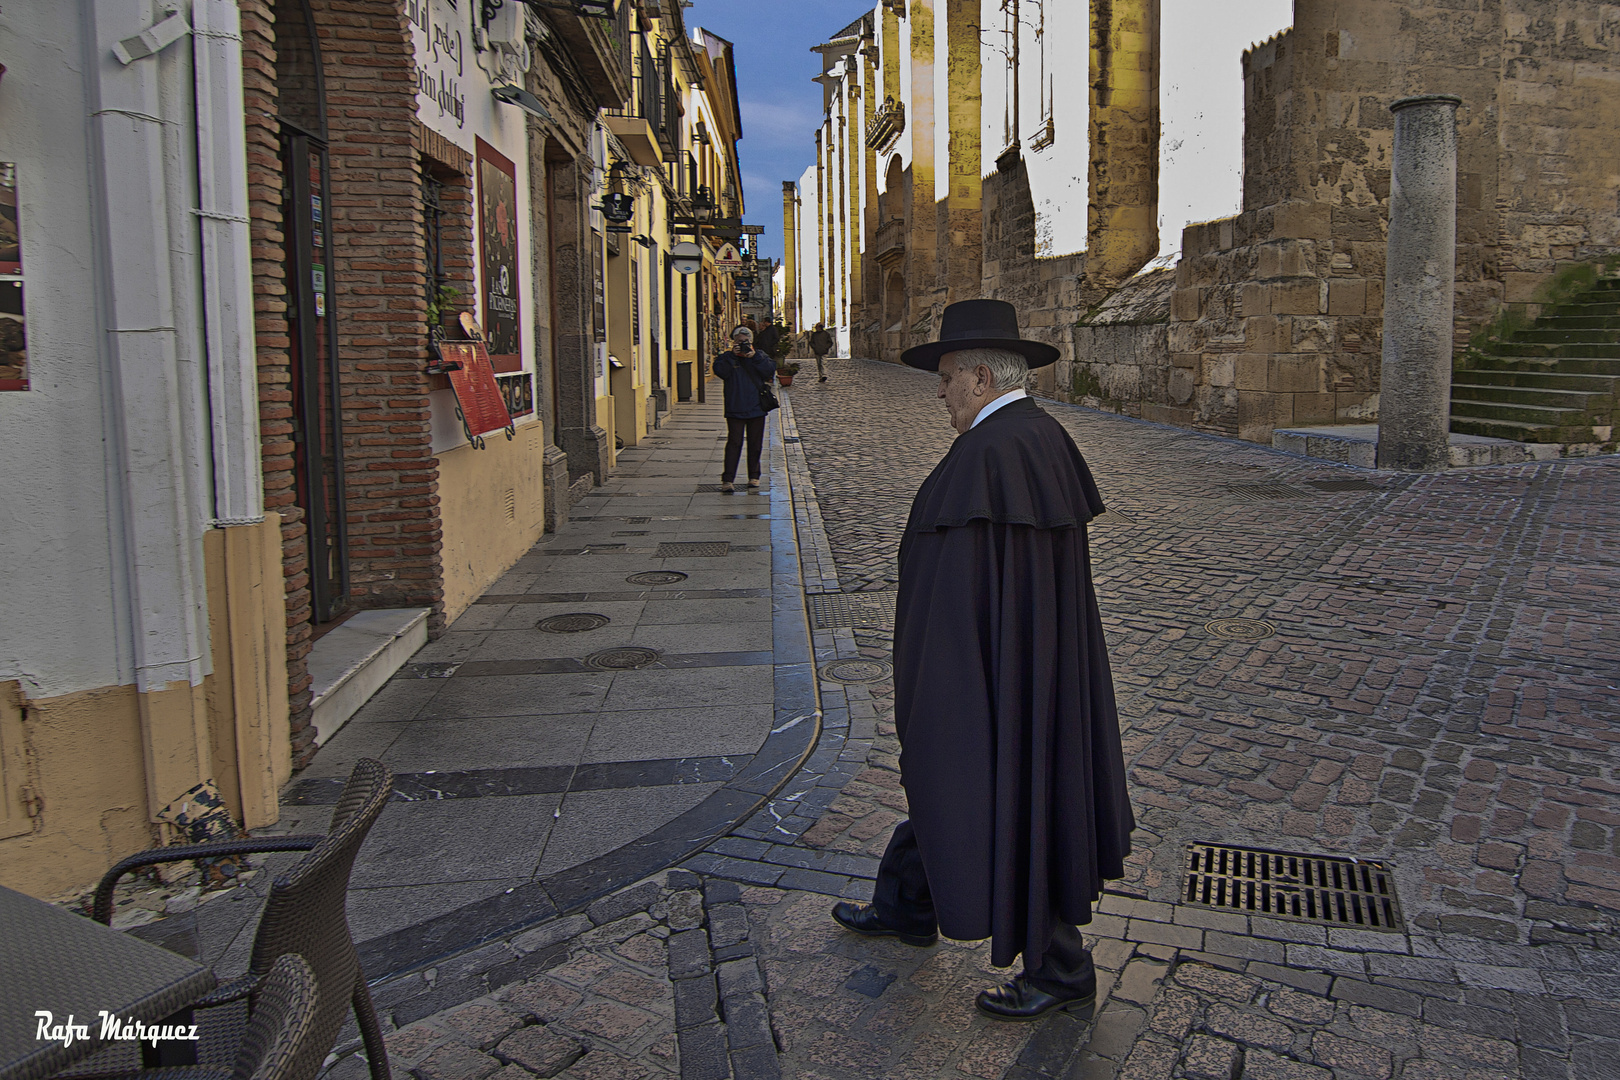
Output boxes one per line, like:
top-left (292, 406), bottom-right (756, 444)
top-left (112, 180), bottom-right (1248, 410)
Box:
top-left (1185, 843), bottom-right (1403, 932)
top-left (809, 591), bottom-right (897, 629)
top-left (585, 647), bottom-right (661, 670)
top-left (538, 613), bottom-right (611, 634)
top-left (1204, 618), bottom-right (1276, 641)
top-left (624, 517), bottom-right (651, 524)
top-left (1307, 479), bottom-right (1381, 493)
top-left (626, 571), bottom-right (688, 586)
top-left (613, 530), bottom-right (649, 536)
top-left (1223, 484), bottom-right (1311, 502)
top-left (658, 541), bottom-right (731, 557)
top-left (821, 659), bottom-right (894, 684)
top-left (696, 484), bottom-right (730, 492)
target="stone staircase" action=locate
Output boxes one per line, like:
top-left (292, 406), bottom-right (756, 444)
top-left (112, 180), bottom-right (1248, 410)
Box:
top-left (1449, 276), bottom-right (1620, 448)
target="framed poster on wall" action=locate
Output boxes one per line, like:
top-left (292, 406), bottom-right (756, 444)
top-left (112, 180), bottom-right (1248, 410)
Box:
top-left (475, 137), bottom-right (521, 372)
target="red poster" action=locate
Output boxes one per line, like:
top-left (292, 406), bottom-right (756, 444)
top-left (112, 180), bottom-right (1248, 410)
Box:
top-left (474, 138), bottom-right (521, 372)
top-left (439, 340), bottom-right (514, 442)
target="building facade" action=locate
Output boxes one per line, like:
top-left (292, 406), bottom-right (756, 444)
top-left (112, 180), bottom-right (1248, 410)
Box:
top-left (0, 0), bottom-right (754, 899)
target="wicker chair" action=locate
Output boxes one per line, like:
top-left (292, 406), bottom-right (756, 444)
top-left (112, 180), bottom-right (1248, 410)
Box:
top-left (93, 760), bottom-right (394, 1080)
top-left (90, 953), bottom-right (321, 1080)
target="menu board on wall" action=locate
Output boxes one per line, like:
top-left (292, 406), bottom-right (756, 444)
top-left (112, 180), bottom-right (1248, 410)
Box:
top-left (475, 138), bottom-right (521, 372)
top-left (0, 164), bottom-right (26, 391)
top-left (438, 339), bottom-right (514, 443)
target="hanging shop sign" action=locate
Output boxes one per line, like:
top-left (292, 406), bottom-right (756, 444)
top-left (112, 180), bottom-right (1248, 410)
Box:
top-left (671, 241), bottom-right (702, 275)
top-left (475, 137), bottom-right (521, 372)
top-left (0, 163), bottom-right (25, 391)
top-left (714, 242), bottom-right (744, 270)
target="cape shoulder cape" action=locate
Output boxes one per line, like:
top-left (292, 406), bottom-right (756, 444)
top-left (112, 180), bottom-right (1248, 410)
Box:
top-left (893, 397), bottom-right (1133, 967)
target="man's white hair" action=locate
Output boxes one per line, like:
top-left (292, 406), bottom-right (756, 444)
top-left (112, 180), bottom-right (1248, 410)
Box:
top-left (943, 347), bottom-right (1030, 392)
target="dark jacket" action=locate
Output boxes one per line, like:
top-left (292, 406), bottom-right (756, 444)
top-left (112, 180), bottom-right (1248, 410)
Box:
top-left (893, 396), bottom-right (1133, 967)
top-left (810, 328), bottom-right (834, 355)
top-left (756, 323), bottom-right (783, 356)
top-left (711, 348), bottom-right (777, 418)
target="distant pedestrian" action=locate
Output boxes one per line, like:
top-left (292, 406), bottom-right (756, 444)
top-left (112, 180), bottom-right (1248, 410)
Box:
top-left (756, 316), bottom-right (782, 358)
top-left (810, 322), bottom-right (834, 381)
top-left (830, 299), bottom-right (1134, 1022)
top-left (743, 315), bottom-right (758, 334)
top-left (711, 325), bottom-right (777, 492)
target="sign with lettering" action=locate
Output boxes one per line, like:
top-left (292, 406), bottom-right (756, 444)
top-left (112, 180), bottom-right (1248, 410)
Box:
top-left (475, 138), bottom-right (521, 371)
top-left (439, 339), bottom-right (514, 442)
top-left (408, 0), bottom-right (467, 134)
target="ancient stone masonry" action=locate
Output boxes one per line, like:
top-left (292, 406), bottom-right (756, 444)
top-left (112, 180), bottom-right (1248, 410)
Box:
top-left (1151, 1), bottom-right (1620, 445)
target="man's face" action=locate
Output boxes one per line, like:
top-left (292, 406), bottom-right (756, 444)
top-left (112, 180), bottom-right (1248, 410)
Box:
top-left (937, 353), bottom-right (993, 434)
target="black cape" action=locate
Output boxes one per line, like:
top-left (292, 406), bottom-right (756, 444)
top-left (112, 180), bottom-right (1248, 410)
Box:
top-left (893, 396), bottom-right (1135, 967)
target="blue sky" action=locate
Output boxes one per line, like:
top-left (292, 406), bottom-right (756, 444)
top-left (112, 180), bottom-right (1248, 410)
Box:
top-left (686, 1), bottom-right (874, 272)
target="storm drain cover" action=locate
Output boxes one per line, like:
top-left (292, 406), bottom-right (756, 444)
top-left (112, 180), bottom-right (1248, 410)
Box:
top-left (809, 592), bottom-right (897, 629)
top-left (696, 484), bottom-right (729, 491)
top-left (1205, 618), bottom-right (1276, 641)
top-left (613, 530), bottom-right (649, 536)
top-left (537, 613), bottom-right (611, 634)
top-left (1307, 479), bottom-right (1381, 492)
top-left (1185, 843), bottom-right (1403, 932)
top-left (658, 541), bottom-right (731, 557)
top-left (585, 647), bottom-right (661, 670)
top-left (821, 659), bottom-right (894, 684)
top-left (624, 517), bottom-right (651, 524)
top-left (1224, 484), bottom-right (1311, 502)
top-left (627, 571), bottom-right (689, 586)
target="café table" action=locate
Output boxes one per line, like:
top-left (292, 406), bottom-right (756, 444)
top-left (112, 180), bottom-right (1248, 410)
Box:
top-left (0, 884), bottom-right (215, 1080)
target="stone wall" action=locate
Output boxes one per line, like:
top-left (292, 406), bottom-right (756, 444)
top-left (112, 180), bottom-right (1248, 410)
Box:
top-left (1163, 1), bottom-right (1620, 444)
top-left (1071, 268), bottom-right (1174, 417)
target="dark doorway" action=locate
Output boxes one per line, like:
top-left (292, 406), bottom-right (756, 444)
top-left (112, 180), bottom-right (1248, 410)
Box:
top-left (276, 0), bottom-right (348, 623)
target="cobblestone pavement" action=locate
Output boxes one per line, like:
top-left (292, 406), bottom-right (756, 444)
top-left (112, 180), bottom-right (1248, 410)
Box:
top-left (319, 356), bottom-right (1616, 1080)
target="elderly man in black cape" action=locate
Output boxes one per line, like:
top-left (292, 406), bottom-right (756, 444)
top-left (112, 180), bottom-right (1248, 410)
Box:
top-left (831, 298), bottom-right (1135, 1021)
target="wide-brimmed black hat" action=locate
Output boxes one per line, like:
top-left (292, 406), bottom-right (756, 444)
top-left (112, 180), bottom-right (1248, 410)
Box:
top-left (900, 298), bottom-right (1060, 371)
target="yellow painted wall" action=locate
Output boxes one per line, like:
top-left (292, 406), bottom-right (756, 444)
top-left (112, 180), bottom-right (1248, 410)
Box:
top-left (438, 421), bottom-right (550, 622)
top-left (0, 516), bottom-right (290, 900)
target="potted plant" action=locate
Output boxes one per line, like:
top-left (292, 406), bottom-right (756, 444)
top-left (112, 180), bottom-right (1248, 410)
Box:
top-left (775, 360), bottom-right (801, 387)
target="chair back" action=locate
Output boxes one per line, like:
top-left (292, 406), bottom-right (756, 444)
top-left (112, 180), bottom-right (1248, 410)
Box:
top-left (247, 759), bottom-right (392, 1080)
top-left (233, 954), bottom-right (319, 1080)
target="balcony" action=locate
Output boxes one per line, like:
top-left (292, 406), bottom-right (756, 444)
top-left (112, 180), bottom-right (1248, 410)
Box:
top-left (875, 217), bottom-right (905, 264)
top-left (605, 37), bottom-right (679, 165)
top-left (542, 6), bottom-right (631, 109)
top-left (867, 96), bottom-right (905, 152)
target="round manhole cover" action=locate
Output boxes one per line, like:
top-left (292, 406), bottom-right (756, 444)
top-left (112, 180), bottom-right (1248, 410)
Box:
top-left (1205, 618), bottom-right (1276, 641)
top-left (821, 659), bottom-right (894, 684)
top-left (537, 613), bottom-right (611, 634)
top-left (626, 571), bottom-right (689, 586)
top-left (585, 647), bottom-right (662, 670)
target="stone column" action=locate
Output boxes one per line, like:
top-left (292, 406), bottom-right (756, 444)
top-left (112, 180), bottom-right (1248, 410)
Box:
top-left (1377, 95), bottom-right (1462, 472)
top-left (782, 182), bottom-right (798, 330)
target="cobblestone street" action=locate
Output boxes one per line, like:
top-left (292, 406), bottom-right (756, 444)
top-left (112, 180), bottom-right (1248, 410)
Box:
top-left (330, 358), bottom-right (1618, 1080)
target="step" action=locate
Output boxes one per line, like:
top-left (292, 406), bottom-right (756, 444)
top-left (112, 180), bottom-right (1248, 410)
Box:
top-left (1449, 382), bottom-right (1613, 411)
top-left (1490, 343), bottom-right (1620, 361)
top-left (1448, 415), bottom-right (1606, 443)
top-left (1513, 328), bottom-right (1620, 344)
top-left (1547, 301), bottom-right (1620, 318)
top-left (1450, 368), bottom-right (1620, 393)
top-left (1449, 398), bottom-right (1587, 426)
top-left (1528, 314), bottom-right (1620, 330)
top-left (1271, 425), bottom-right (1559, 468)
top-left (307, 607), bottom-right (431, 746)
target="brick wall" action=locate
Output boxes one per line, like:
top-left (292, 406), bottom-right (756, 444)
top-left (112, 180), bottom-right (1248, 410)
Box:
top-left (239, 0), bottom-right (318, 761)
top-left (316, 1), bottom-right (444, 629)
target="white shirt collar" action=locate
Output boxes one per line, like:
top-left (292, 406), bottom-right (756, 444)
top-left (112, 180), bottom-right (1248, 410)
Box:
top-left (969, 388), bottom-right (1027, 429)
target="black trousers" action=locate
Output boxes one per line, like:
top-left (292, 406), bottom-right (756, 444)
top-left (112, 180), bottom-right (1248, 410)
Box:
top-left (872, 820), bottom-right (1095, 993)
top-left (722, 416), bottom-right (766, 483)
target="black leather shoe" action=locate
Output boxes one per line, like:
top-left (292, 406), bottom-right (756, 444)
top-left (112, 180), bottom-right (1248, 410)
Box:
top-left (830, 902), bottom-right (937, 947)
top-left (975, 975), bottom-right (1096, 1022)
